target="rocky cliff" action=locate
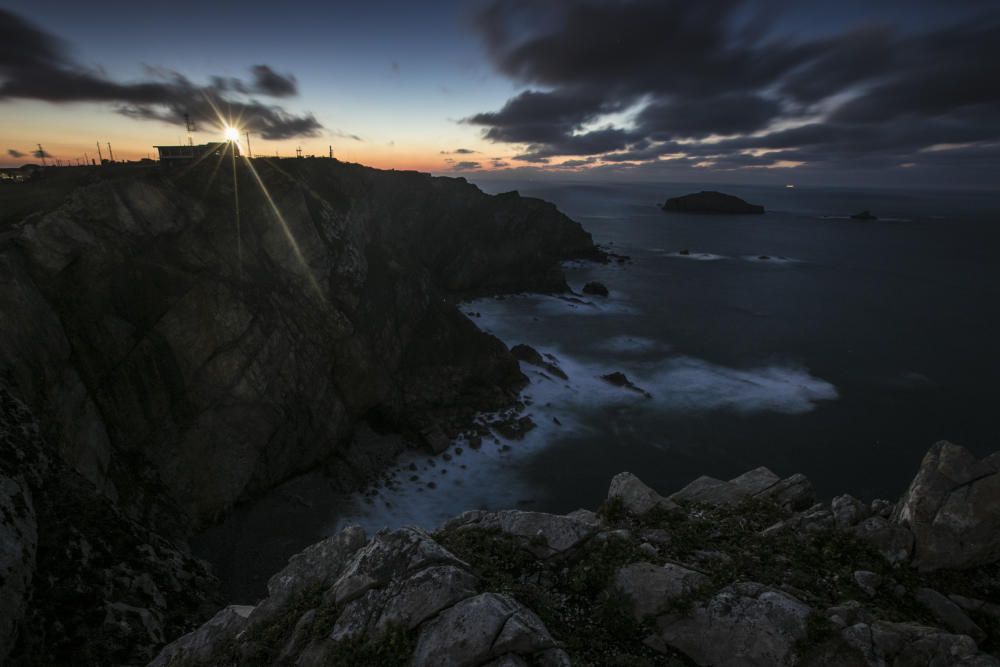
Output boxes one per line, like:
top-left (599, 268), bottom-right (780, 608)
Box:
top-left (151, 441), bottom-right (1000, 667)
top-left (0, 159), bottom-right (599, 531)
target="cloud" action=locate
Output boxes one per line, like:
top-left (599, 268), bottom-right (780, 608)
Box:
top-left (249, 65), bottom-right (297, 97)
top-left (32, 147), bottom-right (52, 158)
top-left (449, 160), bottom-right (482, 171)
top-left (0, 9), bottom-right (322, 140)
top-left (467, 0), bottom-right (1000, 182)
top-left (440, 148), bottom-right (478, 154)
top-left (7, 149), bottom-right (25, 158)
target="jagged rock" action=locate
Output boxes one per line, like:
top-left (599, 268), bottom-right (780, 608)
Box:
top-left (831, 494), bottom-right (870, 529)
top-left (599, 371), bottom-right (651, 397)
top-left (612, 562), bottom-right (709, 619)
top-left (755, 473), bottom-right (815, 511)
top-left (870, 498), bottom-right (894, 518)
top-left (510, 344), bottom-right (568, 380)
top-left (0, 474), bottom-right (36, 663)
top-left (950, 594), bottom-right (1000, 622)
top-left (839, 620), bottom-right (997, 667)
top-left (853, 516), bottom-right (914, 563)
top-left (410, 593), bottom-right (567, 667)
top-left (652, 582), bottom-right (811, 666)
top-left (443, 510), bottom-right (596, 558)
top-left (247, 525), bottom-right (367, 629)
top-left (662, 191), bottom-right (765, 214)
top-left (914, 588), bottom-right (985, 642)
top-left (672, 475), bottom-right (748, 506)
top-left (893, 441), bottom-right (1000, 570)
top-left (0, 388), bottom-right (219, 666)
top-left (582, 281), bottom-right (609, 297)
top-left (853, 570), bottom-right (882, 597)
top-left (671, 467), bottom-right (814, 511)
top-left (148, 605), bottom-right (253, 667)
top-left (607, 472), bottom-right (678, 515)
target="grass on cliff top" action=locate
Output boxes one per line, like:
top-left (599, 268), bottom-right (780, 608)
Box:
top-left (437, 497), bottom-right (1000, 663)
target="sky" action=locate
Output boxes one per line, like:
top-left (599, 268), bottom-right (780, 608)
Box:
top-left (1, 0), bottom-right (998, 187)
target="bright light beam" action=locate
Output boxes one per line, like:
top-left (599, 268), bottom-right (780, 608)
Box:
top-left (240, 156), bottom-right (325, 300)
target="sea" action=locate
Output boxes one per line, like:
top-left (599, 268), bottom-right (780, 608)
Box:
top-left (194, 179), bottom-right (1000, 602)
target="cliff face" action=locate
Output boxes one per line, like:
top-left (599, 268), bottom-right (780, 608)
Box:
top-left (150, 442), bottom-right (1000, 667)
top-left (0, 159), bottom-right (599, 530)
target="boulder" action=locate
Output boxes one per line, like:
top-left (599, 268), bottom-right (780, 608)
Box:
top-left (831, 494), bottom-right (870, 529)
top-left (913, 588), bottom-right (985, 642)
top-left (149, 606), bottom-right (253, 667)
top-left (652, 582), bottom-right (811, 666)
top-left (612, 562), bottom-right (709, 619)
top-left (443, 510), bottom-right (597, 558)
top-left (839, 620), bottom-right (997, 667)
top-left (853, 516), bottom-right (913, 564)
top-left (510, 344), bottom-right (568, 380)
top-left (671, 467), bottom-right (814, 511)
top-left (853, 570), bottom-right (882, 597)
top-left (893, 441), bottom-right (1000, 570)
top-left (410, 593), bottom-right (567, 667)
top-left (607, 472), bottom-right (678, 516)
top-left (662, 191), bottom-right (765, 214)
top-left (599, 371), bottom-right (651, 397)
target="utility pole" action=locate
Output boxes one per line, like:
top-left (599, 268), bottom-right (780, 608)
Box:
top-left (185, 113), bottom-right (195, 146)
top-left (37, 144), bottom-right (47, 166)
top-left (329, 145), bottom-right (333, 159)
top-left (96, 142), bottom-right (104, 163)
top-left (107, 143), bottom-right (115, 162)
top-left (245, 131), bottom-right (252, 158)
top-left (295, 146), bottom-right (302, 158)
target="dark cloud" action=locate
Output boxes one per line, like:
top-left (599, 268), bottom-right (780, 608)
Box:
top-left (0, 9), bottom-right (321, 140)
top-left (440, 148), bottom-right (478, 154)
top-left (450, 160), bottom-right (482, 171)
top-left (249, 65), bottom-right (297, 97)
top-left (7, 149), bottom-right (25, 158)
top-left (468, 0), bottom-right (1000, 182)
top-left (32, 147), bottom-right (52, 159)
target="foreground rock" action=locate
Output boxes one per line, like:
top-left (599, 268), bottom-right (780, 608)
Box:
top-left (0, 389), bottom-right (219, 666)
top-left (893, 441), bottom-right (1000, 570)
top-left (662, 190), bottom-right (765, 214)
top-left (153, 441), bottom-right (1000, 666)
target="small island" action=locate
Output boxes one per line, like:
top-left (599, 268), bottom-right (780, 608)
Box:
top-left (662, 190), bottom-right (765, 214)
top-left (851, 209), bottom-right (878, 220)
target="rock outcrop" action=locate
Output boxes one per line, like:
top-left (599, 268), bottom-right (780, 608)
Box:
top-left (0, 160), bottom-right (599, 529)
top-left (152, 441), bottom-right (1000, 667)
top-left (893, 441), bottom-right (1000, 570)
top-left (0, 388), bottom-right (219, 666)
top-left (662, 190), bottom-right (765, 214)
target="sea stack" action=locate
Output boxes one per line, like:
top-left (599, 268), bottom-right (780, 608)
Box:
top-left (662, 190), bottom-right (765, 214)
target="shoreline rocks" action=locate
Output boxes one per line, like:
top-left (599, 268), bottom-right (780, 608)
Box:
top-left (147, 440), bottom-right (1000, 666)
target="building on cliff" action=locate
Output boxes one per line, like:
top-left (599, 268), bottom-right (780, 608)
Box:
top-left (155, 142), bottom-right (239, 165)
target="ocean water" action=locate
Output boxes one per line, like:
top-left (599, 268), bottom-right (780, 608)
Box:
top-left (195, 180), bottom-right (1000, 601)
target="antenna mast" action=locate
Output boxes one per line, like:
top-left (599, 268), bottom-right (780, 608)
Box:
top-left (107, 143), bottom-right (115, 162)
top-left (295, 146), bottom-right (302, 158)
top-left (185, 113), bottom-right (196, 146)
top-left (245, 131), bottom-right (252, 158)
top-left (96, 142), bottom-right (104, 163)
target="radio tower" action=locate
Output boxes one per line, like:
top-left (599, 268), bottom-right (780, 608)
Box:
top-left (295, 146), bottom-right (303, 159)
top-left (185, 113), bottom-right (196, 146)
